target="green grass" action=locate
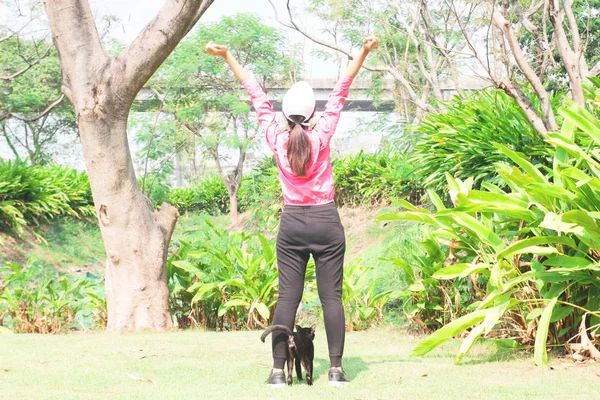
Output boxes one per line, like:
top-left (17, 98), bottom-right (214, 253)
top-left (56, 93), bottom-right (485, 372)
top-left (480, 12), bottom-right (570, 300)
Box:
top-left (1, 328), bottom-right (598, 400)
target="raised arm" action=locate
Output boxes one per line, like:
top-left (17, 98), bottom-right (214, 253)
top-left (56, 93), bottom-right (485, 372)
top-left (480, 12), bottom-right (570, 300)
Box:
top-left (205, 41), bottom-right (250, 82)
top-left (316, 36), bottom-right (379, 146)
top-left (343, 36), bottom-right (380, 78)
top-left (205, 42), bottom-right (281, 149)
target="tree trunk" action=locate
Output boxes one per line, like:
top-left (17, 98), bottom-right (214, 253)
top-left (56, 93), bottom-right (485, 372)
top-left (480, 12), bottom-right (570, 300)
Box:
top-left (228, 187), bottom-right (239, 225)
top-left (78, 117), bottom-right (178, 331)
top-left (43, 0), bottom-right (214, 331)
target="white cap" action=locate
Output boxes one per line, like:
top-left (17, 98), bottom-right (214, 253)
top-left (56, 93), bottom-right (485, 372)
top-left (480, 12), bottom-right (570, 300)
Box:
top-left (282, 81), bottom-right (316, 124)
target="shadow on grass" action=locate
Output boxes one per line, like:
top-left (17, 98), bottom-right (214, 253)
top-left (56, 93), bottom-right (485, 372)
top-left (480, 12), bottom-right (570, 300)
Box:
top-left (311, 356), bottom-right (369, 383)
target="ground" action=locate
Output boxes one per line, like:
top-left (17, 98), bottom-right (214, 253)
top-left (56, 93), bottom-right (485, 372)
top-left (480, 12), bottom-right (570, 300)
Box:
top-left (1, 328), bottom-right (598, 400)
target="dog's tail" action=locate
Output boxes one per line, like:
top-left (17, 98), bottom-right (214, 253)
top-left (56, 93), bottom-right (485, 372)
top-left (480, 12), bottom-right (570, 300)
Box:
top-left (260, 325), bottom-right (294, 342)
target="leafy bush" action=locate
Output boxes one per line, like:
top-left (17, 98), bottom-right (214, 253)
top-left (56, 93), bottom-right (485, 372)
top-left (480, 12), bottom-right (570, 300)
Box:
top-left (168, 221), bottom-right (396, 331)
top-left (168, 221), bottom-right (281, 330)
top-left (0, 159), bottom-right (95, 235)
top-left (0, 261), bottom-right (105, 333)
top-left (379, 100), bottom-right (600, 365)
top-left (333, 150), bottom-right (422, 206)
top-left (410, 89), bottom-right (551, 193)
top-left (382, 232), bottom-right (480, 333)
top-left (168, 174), bottom-right (229, 214)
top-left (341, 261), bottom-right (397, 331)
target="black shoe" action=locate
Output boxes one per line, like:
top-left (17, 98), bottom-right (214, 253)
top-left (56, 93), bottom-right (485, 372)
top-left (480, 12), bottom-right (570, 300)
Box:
top-left (328, 368), bottom-right (350, 386)
top-left (265, 370), bottom-right (286, 388)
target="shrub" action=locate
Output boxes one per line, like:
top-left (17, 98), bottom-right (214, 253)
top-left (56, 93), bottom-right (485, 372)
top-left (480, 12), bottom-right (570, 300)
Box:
top-left (168, 221), bottom-right (396, 331)
top-left (379, 100), bottom-right (600, 365)
top-left (333, 150), bottom-right (422, 206)
top-left (0, 260), bottom-right (106, 333)
top-left (410, 89), bottom-right (552, 193)
top-left (0, 159), bottom-right (94, 236)
top-left (168, 174), bottom-right (229, 214)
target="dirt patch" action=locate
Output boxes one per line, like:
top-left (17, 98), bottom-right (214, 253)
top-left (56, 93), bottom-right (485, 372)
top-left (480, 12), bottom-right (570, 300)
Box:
top-left (0, 232), bottom-right (33, 264)
top-left (338, 206), bottom-right (387, 262)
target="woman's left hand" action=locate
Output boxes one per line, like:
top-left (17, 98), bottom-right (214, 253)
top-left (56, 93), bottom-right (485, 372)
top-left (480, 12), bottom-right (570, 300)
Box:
top-left (205, 41), bottom-right (229, 58)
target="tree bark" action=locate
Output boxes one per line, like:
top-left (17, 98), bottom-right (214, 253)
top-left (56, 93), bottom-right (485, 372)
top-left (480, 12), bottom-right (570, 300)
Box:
top-left (228, 188), bottom-right (239, 226)
top-left (43, 0), bottom-right (214, 331)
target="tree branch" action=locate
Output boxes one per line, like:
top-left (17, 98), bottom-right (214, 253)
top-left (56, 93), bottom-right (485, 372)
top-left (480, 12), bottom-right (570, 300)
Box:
top-left (492, 7), bottom-right (557, 131)
top-left (43, 0), bottom-right (106, 85)
top-left (0, 43), bottom-right (52, 81)
top-left (2, 94), bottom-right (65, 122)
top-left (115, 0), bottom-right (216, 100)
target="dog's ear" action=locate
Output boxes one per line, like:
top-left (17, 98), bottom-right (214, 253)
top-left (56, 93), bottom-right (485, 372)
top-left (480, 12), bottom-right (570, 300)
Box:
top-left (295, 325), bottom-right (302, 332)
top-left (310, 324), bottom-right (316, 333)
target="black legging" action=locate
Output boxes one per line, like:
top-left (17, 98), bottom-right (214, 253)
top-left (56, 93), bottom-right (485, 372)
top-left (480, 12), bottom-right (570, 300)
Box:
top-left (271, 202), bottom-right (346, 368)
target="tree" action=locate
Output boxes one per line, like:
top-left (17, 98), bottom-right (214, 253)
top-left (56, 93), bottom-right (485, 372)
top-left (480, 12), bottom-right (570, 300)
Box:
top-left (0, 1), bottom-right (71, 161)
top-left (268, 0), bottom-right (481, 123)
top-left (42, 0), bottom-right (215, 331)
top-left (151, 14), bottom-right (296, 224)
top-left (0, 37), bottom-right (75, 164)
top-left (450, 0), bottom-right (600, 138)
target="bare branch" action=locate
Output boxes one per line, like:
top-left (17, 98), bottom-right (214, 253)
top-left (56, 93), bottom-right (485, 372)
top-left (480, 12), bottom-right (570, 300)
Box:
top-left (492, 7), bottom-right (557, 131)
top-left (267, 0), bottom-right (355, 60)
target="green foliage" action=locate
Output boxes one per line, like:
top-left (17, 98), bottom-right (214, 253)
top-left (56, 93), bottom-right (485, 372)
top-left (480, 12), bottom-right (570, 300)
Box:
top-left (342, 261), bottom-right (397, 331)
top-left (0, 260), bottom-right (105, 333)
top-left (168, 175), bottom-right (229, 214)
top-left (167, 221), bottom-right (280, 330)
top-left (0, 37), bottom-right (76, 164)
top-left (410, 88), bottom-right (551, 193)
top-left (168, 220), bottom-right (396, 331)
top-left (382, 230), bottom-right (480, 333)
top-left (0, 159), bottom-right (94, 236)
top-left (333, 150), bottom-right (422, 206)
top-left (378, 100), bottom-right (600, 365)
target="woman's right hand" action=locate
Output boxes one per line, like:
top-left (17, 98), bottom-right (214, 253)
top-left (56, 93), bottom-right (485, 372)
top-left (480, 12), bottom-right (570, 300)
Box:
top-left (205, 41), bottom-right (229, 58)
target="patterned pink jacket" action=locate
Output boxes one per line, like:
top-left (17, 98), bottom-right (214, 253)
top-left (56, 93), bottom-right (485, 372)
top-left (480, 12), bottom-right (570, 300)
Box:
top-left (242, 76), bottom-right (353, 205)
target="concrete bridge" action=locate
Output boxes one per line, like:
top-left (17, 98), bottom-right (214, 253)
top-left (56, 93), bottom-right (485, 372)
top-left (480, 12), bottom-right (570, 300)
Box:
top-left (136, 76), bottom-right (488, 113)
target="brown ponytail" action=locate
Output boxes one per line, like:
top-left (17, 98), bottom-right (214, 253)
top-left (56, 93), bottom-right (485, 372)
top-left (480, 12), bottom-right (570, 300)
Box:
top-left (287, 115), bottom-right (311, 176)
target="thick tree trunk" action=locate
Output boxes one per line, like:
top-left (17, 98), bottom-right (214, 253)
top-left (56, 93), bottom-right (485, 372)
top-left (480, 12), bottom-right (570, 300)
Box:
top-left (78, 117), bottom-right (178, 331)
top-left (43, 0), bottom-right (214, 331)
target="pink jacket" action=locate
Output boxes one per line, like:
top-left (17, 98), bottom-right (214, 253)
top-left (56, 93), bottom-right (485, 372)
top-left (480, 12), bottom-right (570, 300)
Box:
top-left (242, 76), bottom-right (353, 205)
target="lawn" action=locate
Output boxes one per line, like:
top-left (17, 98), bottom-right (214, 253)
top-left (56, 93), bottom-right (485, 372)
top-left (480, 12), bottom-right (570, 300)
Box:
top-left (1, 328), bottom-right (598, 400)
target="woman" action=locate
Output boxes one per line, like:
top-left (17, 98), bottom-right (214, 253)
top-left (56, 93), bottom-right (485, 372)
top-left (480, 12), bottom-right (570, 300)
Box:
top-left (206, 35), bottom-right (379, 387)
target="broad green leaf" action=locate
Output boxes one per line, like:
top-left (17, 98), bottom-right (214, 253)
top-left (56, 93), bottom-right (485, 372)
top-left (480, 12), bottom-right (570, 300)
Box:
top-left (534, 297), bottom-right (557, 367)
top-left (455, 301), bottom-right (509, 364)
top-left (427, 189), bottom-right (446, 211)
top-left (452, 212), bottom-right (506, 251)
top-left (255, 302), bottom-right (270, 320)
top-left (375, 211), bottom-right (441, 227)
top-left (218, 298), bottom-right (249, 317)
top-left (432, 263), bottom-right (490, 279)
top-left (494, 143), bottom-right (546, 183)
top-left (171, 260), bottom-right (204, 278)
top-left (412, 309), bottom-right (488, 357)
top-left (497, 236), bottom-right (576, 259)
